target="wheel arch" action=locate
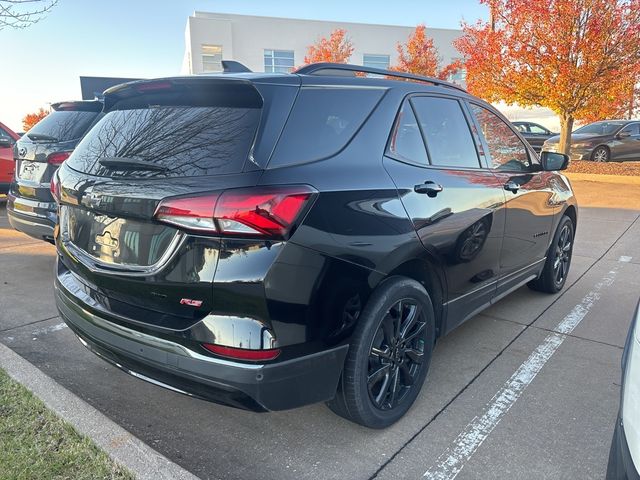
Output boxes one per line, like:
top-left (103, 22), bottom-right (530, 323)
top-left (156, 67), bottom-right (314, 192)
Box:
top-left (385, 258), bottom-right (446, 338)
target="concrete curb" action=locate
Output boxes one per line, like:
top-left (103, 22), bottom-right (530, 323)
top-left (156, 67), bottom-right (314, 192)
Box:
top-left (565, 172), bottom-right (640, 185)
top-left (0, 342), bottom-right (200, 480)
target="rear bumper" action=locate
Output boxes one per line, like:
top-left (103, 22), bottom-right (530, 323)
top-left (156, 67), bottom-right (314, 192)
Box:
top-left (6, 193), bottom-right (56, 241)
top-left (607, 414), bottom-right (640, 480)
top-left (54, 264), bottom-right (349, 412)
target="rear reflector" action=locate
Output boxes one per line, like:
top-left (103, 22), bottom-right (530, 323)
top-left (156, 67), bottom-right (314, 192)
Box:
top-left (202, 343), bottom-right (281, 361)
top-left (47, 151), bottom-right (72, 166)
top-left (154, 185), bottom-right (316, 239)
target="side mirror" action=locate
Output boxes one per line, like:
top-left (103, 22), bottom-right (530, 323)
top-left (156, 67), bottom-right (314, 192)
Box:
top-left (617, 130), bottom-right (631, 139)
top-left (540, 151), bottom-right (569, 171)
top-left (0, 138), bottom-right (12, 148)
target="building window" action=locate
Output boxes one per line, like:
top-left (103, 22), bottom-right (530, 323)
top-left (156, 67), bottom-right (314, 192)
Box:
top-left (363, 54), bottom-right (390, 70)
top-left (202, 44), bottom-right (223, 72)
top-left (264, 49), bottom-right (295, 73)
top-left (448, 58), bottom-right (467, 86)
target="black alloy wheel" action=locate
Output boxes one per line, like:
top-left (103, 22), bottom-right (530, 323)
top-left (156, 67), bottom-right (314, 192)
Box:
top-left (528, 215), bottom-right (574, 293)
top-left (327, 276), bottom-right (435, 429)
top-left (553, 223), bottom-right (572, 287)
top-left (367, 299), bottom-right (426, 410)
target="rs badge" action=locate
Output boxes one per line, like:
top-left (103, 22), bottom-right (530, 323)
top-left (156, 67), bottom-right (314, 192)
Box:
top-left (180, 298), bottom-right (203, 307)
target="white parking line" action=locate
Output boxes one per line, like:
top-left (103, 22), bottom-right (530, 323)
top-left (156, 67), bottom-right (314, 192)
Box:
top-left (423, 266), bottom-right (620, 480)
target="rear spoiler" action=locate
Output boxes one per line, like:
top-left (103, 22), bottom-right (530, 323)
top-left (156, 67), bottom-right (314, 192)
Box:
top-left (102, 77), bottom-right (264, 112)
top-left (51, 100), bottom-right (103, 112)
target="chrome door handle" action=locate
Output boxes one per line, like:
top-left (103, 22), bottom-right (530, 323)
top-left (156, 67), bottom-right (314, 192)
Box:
top-left (414, 181), bottom-right (444, 197)
top-left (504, 181), bottom-right (520, 193)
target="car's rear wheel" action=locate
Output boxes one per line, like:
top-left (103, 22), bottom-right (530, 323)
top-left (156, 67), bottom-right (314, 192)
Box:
top-left (591, 146), bottom-right (610, 162)
top-left (528, 215), bottom-right (574, 293)
top-left (327, 276), bottom-right (435, 428)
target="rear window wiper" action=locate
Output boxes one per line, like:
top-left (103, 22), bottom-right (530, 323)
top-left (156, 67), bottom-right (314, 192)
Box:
top-left (98, 157), bottom-right (168, 172)
top-left (26, 133), bottom-right (59, 142)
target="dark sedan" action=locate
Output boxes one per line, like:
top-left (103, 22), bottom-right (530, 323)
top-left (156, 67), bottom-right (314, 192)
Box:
top-left (513, 121), bottom-right (557, 153)
top-left (543, 120), bottom-right (640, 162)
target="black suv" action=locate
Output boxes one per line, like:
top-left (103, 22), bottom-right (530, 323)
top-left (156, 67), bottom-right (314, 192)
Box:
top-left (8, 100), bottom-right (102, 243)
top-left (53, 63), bottom-right (577, 428)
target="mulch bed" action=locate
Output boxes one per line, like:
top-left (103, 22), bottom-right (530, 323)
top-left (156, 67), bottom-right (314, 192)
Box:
top-left (566, 160), bottom-right (640, 176)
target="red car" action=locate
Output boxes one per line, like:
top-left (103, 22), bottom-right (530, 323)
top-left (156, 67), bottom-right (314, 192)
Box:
top-left (0, 121), bottom-right (20, 194)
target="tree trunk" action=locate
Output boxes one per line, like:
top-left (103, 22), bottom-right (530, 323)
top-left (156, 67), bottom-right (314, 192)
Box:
top-left (559, 114), bottom-right (574, 156)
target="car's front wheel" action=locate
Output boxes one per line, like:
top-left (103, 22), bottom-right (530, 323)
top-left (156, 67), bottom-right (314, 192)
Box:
top-left (528, 215), bottom-right (574, 293)
top-left (327, 276), bottom-right (435, 428)
top-left (591, 146), bottom-right (610, 162)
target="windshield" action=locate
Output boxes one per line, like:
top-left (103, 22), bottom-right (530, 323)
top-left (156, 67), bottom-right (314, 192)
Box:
top-left (574, 122), bottom-right (623, 136)
top-left (27, 110), bottom-right (99, 142)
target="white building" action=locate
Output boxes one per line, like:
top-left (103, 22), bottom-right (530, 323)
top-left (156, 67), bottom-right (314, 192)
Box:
top-left (182, 11), bottom-right (464, 83)
top-left (181, 11), bottom-right (561, 130)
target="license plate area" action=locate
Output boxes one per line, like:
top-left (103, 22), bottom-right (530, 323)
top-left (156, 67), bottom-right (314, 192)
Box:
top-left (60, 205), bottom-right (179, 268)
top-left (18, 160), bottom-right (48, 183)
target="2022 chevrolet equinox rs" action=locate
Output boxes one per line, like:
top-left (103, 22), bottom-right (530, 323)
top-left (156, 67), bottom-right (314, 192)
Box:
top-left (53, 63), bottom-right (577, 429)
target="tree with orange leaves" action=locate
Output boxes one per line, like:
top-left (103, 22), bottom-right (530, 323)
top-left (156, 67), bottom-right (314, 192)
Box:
top-left (392, 25), bottom-right (464, 82)
top-left (393, 25), bottom-right (439, 77)
top-left (304, 28), bottom-right (354, 64)
top-left (22, 107), bottom-right (49, 131)
top-left (456, 0), bottom-right (640, 154)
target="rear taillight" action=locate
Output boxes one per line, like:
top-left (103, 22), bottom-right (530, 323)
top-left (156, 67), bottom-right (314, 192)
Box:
top-left (202, 343), bottom-right (281, 362)
top-left (154, 186), bottom-right (316, 238)
top-left (50, 171), bottom-right (60, 202)
top-left (47, 151), bottom-right (72, 166)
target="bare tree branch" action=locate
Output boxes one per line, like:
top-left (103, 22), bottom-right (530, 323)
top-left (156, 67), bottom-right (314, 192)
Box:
top-left (0, 0), bottom-right (58, 30)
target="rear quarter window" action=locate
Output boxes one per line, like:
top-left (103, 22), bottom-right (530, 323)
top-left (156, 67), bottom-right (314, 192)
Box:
top-left (27, 110), bottom-right (99, 142)
top-left (268, 87), bottom-right (385, 168)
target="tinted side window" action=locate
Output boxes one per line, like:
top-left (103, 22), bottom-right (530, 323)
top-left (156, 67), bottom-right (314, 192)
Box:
top-left (621, 123), bottom-right (640, 136)
top-left (514, 124), bottom-right (528, 133)
top-left (269, 87), bottom-right (385, 168)
top-left (411, 96), bottom-right (480, 168)
top-left (388, 101), bottom-right (428, 165)
top-left (529, 124), bottom-right (549, 134)
top-left (0, 128), bottom-right (12, 142)
top-left (470, 104), bottom-right (531, 172)
top-left (27, 110), bottom-right (98, 142)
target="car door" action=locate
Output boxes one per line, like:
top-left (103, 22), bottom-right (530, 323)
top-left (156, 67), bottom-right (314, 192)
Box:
top-left (614, 123), bottom-right (640, 160)
top-left (467, 102), bottom-right (556, 297)
top-left (383, 94), bottom-right (506, 332)
top-left (0, 127), bottom-right (16, 186)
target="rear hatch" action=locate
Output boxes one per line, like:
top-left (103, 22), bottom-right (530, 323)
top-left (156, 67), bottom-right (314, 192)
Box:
top-left (56, 76), bottom-right (301, 330)
top-left (14, 101), bottom-right (102, 204)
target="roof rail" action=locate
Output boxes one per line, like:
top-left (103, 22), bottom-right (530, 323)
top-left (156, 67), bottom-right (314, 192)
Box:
top-left (294, 62), bottom-right (467, 93)
top-left (222, 60), bottom-right (252, 73)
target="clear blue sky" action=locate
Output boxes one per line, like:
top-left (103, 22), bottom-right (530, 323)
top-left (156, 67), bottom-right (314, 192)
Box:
top-left (1, 0), bottom-right (488, 132)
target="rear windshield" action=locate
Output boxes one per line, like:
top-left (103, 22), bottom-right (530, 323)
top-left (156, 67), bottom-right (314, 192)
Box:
top-left (27, 110), bottom-right (99, 143)
top-left (66, 106), bottom-right (260, 178)
top-left (268, 87), bottom-right (385, 168)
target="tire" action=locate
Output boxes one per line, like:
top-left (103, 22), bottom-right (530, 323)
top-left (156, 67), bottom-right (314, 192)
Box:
top-left (591, 146), bottom-right (610, 162)
top-left (327, 276), bottom-right (435, 428)
top-left (528, 215), bottom-right (574, 294)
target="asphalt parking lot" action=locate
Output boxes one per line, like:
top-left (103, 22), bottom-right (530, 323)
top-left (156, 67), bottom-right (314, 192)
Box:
top-left (1, 198), bottom-right (639, 480)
